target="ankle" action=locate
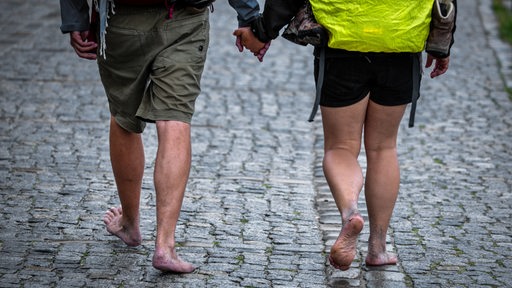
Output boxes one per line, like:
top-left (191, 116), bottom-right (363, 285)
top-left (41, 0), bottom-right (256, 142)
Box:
top-left (155, 242), bottom-right (176, 254)
top-left (367, 239), bottom-right (388, 255)
top-left (341, 210), bottom-right (361, 224)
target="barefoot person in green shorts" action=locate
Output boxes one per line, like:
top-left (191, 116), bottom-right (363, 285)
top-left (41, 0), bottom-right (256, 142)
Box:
top-left (60, 0), bottom-right (260, 273)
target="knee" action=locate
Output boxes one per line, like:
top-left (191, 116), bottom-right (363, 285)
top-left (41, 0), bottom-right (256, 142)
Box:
top-left (364, 136), bottom-right (397, 153)
top-left (324, 139), bottom-right (361, 156)
top-left (364, 145), bottom-right (398, 164)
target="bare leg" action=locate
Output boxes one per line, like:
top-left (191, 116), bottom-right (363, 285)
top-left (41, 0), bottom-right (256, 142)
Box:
top-left (151, 120), bottom-right (195, 273)
top-left (321, 99), bottom-right (368, 270)
top-left (364, 148), bottom-right (399, 266)
top-left (363, 102), bottom-right (406, 266)
top-left (103, 116), bottom-right (143, 247)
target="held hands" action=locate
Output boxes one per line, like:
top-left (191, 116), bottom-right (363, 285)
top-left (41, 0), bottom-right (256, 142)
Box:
top-left (425, 54), bottom-right (449, 78)
top-left (69, 31), bottom-right (97, 60)
top-left (233, 27), bottom-right (270, 62)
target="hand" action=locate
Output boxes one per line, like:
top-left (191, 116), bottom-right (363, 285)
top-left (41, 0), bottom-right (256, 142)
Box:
top-left (235, 32), bottom-right (244, 52)
top-left (233, 27), bottom-right (270, 62)
top-left (254, 42), bottom-right (271, 62)
top-left (70, 31), bottom-right (97, 60)
top-left (425, 54), bottom-right (449, 78)
top-left (233, 27), bottom-right (264, 53)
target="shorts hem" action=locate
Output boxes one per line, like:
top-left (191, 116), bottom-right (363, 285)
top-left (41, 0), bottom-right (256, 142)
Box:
top-left (114, 115), bottom-right (145, 134)
top-left (137, 109), bottom-right (193, 124)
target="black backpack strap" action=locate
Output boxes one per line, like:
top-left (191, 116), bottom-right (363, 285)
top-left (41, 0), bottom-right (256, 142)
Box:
top-left (408, 53), bottom-right (422, 128)
top-left (308, 46), bottom-right (325, 122)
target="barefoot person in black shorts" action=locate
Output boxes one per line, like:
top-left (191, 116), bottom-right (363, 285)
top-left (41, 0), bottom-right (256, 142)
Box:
top-left (234, 0), bottom-right (457, 270)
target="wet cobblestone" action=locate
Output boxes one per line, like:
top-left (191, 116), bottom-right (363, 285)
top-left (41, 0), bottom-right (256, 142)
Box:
top-left (0, 0), bottom-right (511, 287)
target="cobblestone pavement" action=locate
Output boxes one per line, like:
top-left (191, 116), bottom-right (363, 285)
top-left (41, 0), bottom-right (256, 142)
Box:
top-left (0, 0), bottom-right (510, 287)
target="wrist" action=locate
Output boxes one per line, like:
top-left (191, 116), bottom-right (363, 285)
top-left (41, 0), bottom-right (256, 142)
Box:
top-left (250, 16), bottom-right (271, 43)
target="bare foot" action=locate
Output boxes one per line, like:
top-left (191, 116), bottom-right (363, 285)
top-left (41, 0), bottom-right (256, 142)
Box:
top-left (103, 206), bottom-right (142, 247)
top-left (329, 213), bottom-right (364, 270)
top-left (365, 252), bottom-right (398, 267)
top-left (152, 248), bottom-right (196, 273)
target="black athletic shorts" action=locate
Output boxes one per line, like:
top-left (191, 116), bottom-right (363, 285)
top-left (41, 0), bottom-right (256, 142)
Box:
top-left (314, 49), bottom-right (421, 107)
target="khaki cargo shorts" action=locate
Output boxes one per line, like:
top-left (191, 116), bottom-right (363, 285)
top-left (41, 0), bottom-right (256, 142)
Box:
top-left (98, 4), bottom-right (210, 133)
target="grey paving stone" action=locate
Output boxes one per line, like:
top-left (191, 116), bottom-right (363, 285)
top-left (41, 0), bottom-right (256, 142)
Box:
top-left (0, 0), bottom-right (511, 287)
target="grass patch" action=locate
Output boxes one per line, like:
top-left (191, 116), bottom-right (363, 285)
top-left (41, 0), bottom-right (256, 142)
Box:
top-left (235, 254), bottom-right (245, 265)
top-left (453, 246), bottom-right (464, 256)
top-left (492, 0), bottom-right (512, 99)
top-left (493, 0), bottom-right (512, 44)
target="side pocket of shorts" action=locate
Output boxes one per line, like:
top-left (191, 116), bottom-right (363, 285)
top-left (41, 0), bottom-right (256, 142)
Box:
top-left (162, 9), bottom-right (210, 64)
